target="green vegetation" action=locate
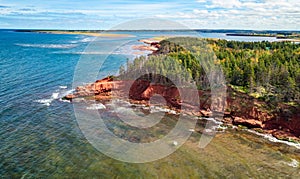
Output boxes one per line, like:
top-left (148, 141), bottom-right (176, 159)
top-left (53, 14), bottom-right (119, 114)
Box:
top-left (209, 39), bottom-right (300, 104)
top-left (120, 37), bottom-right (300, 106)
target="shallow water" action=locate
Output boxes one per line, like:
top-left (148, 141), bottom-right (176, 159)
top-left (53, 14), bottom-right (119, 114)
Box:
top-left (0, 30), bottom-right (299, 178)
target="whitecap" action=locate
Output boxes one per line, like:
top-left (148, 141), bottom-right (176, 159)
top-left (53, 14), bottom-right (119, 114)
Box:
top-left (246, 129), bottom-right (300, 149)
top-left (35, 99), bottom-right (53, 106)
top-left (149, 106), bottom-right (178, 115)
top-left (15, 43), bottom-right (78, 49)
top-left (59, 86), bottom-right (67, 89)
top-left (51, 92), bottom-right (59, 99)
top-left (202, 117), bottom-right (225, 132)
top-left (70, 37), bottom-right (96, 43)
top-left (72, 52), bottom-right (108, 55)
top-left (61, 51), bottom-right (129, 55)
top-left (149, 106), bottom-right (161, 113)
top-left (35, 85), bottom-right (75, 106)
top-left (35, 91), bottom-right (59, 106)
top-left (204, 117), bottom-right (223, 125)
top-left (59, 99), bottom-right (71, 103)
top-left (86, 103), bottom-right (106, 110)
top-left (80, 37), bottom-right (96, 43)
top-left (60, 89), bottom-right (75, 98)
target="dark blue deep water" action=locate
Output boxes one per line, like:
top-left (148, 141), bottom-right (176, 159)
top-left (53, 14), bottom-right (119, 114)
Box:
top-left (0, 30), bottom-right (88, 177)
top-left (0, 30), bottom-right (182, 177)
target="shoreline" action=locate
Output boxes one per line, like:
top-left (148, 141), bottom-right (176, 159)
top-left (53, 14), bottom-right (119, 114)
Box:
top-left (63, 37), bottom-right (300, 146)
top-left (226, 33), bottom-right (300, 42)
top-left (64, 91), bottom-right (300, 149)
top-left (63, 76), bottom-right (300, 145)
top-left (16, 30), bottom-right (136, 38)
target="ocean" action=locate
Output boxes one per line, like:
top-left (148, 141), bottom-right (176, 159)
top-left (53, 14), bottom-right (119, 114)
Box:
top-left (0, 29), bottom-right (299, 178)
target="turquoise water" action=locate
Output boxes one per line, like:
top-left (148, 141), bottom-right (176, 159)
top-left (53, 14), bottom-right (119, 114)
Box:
top-left (1, 30), bottom-right (298, 178)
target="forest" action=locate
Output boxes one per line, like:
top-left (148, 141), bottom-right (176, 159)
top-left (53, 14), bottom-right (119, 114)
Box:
top-left (119, 37), bottom-right (300, 106)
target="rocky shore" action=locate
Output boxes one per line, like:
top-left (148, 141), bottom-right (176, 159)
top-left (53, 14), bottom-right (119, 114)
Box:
top-left (132, 39), bottom-right (161, 52)
top-left (63, 76), bottom-right (300, 143)
top-left (63, 37), bottom-right (300, 143)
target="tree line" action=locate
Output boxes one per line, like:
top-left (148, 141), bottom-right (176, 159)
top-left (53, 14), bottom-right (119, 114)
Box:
top-left (119, 37), bottom-right (300, 104)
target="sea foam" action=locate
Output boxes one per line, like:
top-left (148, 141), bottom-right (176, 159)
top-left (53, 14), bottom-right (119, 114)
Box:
top-left (35, 86), bottom-right (71, 106)
top-left (86, 103), bottom-right (106, 110)
top-left (15, 43), bottom-right (78, 49)
top-left (247, 129), bottom-right (300, 149)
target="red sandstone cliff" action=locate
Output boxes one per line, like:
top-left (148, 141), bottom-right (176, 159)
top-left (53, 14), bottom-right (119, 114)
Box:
top-left (63, 77), bottom-right (300, 141)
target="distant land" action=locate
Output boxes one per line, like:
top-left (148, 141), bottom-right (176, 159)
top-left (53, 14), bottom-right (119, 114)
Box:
top-left (226, 33), bottom-right (300, 41)
top-left (13, 29), bottom-right (300, 41)
top-left (13, 29), bottom-right (300, 33)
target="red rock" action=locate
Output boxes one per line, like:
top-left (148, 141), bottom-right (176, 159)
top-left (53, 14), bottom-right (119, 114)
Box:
top-left (63, 76), bottom-right (300, 141)
top-left (200, 109), bottom-right (212, 117)
top-left (233, 117), bottom-right (264, 128)
top-left (64, 94), bottom-right (75, 100)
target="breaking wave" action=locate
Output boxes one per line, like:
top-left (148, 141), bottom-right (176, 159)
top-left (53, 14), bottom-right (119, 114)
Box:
top-left (86, 103), bottom-right (106, 110)
top-left (15, 43), bottom-right (78, 49)
top-left (70, 37), bottom-right (96, 43)
top-left (247, 129), bottom-right (300, 149)
top-left (35, 86), bottom-right (73, 106)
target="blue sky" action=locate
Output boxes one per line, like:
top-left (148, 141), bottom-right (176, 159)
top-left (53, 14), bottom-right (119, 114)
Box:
top-left (0, 0), bottom-right (299, 30)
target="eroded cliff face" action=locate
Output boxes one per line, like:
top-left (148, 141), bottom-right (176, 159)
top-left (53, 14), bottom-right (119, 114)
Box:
top-left (224, 87), bottom-right (300, 140)
top-left (63, 77), bottom-right (300, 141)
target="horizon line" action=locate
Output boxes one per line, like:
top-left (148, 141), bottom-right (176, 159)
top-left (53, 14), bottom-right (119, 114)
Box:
top-left (3, 28), bottom-right (300, 32)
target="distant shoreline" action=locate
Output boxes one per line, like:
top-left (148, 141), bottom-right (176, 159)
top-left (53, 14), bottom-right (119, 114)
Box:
top-left (14, 30), bottom-right (135, 38)
top-left (13, 29), bottom-right (300, 34)
top-left (13, 29), bottom-right (300, 42)
top-left (227, 33), bottom-right (300, 42)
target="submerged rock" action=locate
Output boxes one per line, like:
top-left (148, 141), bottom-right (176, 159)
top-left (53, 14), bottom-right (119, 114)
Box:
top-left (63, 76), bottom-right (300, 142)
top-left (62, 94), bottom-right (76, 100)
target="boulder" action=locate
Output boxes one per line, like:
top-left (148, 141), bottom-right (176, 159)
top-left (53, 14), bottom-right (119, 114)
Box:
top-left (233, 117), bottom-right (264, 128)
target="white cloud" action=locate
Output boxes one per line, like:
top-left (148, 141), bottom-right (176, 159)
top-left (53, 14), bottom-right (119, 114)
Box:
top-left (193, 9), bottom-right (208, 14)
top-left (180, 0), bottom-right (299, 29)
top-left (0, 0), bottom-right (299, 30)
top-left (206, 0), bottom-right (242, 8)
